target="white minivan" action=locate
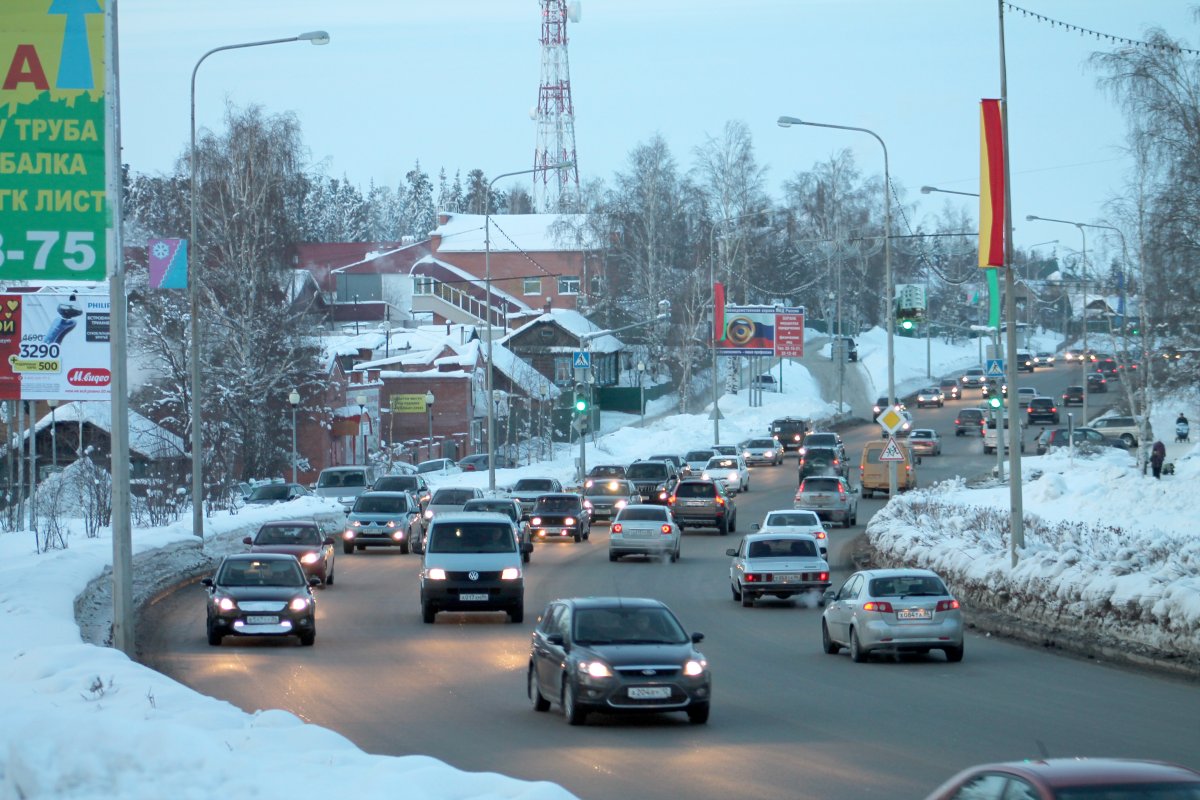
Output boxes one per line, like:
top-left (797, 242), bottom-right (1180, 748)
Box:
top-left (419, 512), bottom-right (531, 624)
top-left (313, 465), bottom-right (379, 512)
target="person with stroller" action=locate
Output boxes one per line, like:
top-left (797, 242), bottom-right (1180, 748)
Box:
top-left (1176, 413), bottom-right (1190, 443)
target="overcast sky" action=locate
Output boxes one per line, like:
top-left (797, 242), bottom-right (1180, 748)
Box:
top-left (116, 0), bottom-right (1195, 259)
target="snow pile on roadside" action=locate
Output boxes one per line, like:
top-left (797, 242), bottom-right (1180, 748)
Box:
top-left (867, 446), bottom-right (1200, 666)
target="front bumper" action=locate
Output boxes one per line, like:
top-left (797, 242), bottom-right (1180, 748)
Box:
top-left (743, 453), bottom-right (778, 465)
top-left (571, 669), bottom-right (711, 714)
top-left (421, 580), bottom-right (523, 612)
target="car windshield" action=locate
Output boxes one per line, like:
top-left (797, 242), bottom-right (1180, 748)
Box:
top-left (417, 461), bottom-right (450, 473)
top-left (869, 575), bottom-right (947, 597)
top-left (572, 607), bottom-right (687, 645)
top-left (800, 478), bottom-right (841, 493)
top-left (218, 558), bottom-right (305, 587)
top-left (462, 501), bottom-right (517, 520)
top-left (374, 476), bottom-right (418, 492)
top-left (805, 448), bottom-right (837, 461)
top-left (513, 479), bottom-right (555, 491)
top-left (254, 525), bottom-right (322, 546)
top-left (806, 434), bottom-right (837, 447)
top-left (248, 485), bottom-right (289, 501)
top-left (706, 458), bottom-right (737, 469)
top-left (426, 523), bottom-right (516, 553)
top-left (745, 439), bottom-right (775, 448)
top-left (352, 495), bottom-right (409, 514)
top-left (533, 496), bottom-right (580, 513)
top-left (685, 450), bottom-right (715, 461)
top-left (431, 489), bottom-right (476, 506)
top-left (317, 470), bottom-right (365, 488)
top-left (586, 481), bottom-right (633, 496)
top-left (616, 507), bottom-right (668, 522)
top-left (627, 464), bottom-right (668, 480)
top-left (588, 466), bottom-right (625, 478)
top-left (747, 538), bottom-right (818, 558)
top-left (674, 482), bottom-right (716, 498)
top-left (764, 511), bottom-right (820, 527)
top-left (911, 431), bottom-right (933, 439)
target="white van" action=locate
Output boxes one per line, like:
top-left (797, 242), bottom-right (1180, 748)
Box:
top-left (419, 512), bottom-right (530, 624)
top-left (314, 465), bottom-right (379, 512)
top-left (984, 416), bottom-right (1025, 455)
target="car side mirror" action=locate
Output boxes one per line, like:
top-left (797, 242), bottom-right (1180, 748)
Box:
top-left (823, 588), bottom-right (837, 602)
top-left (200, 577), bottom-right (214, 588)
top-left (323, 536), bottom-right (335, 546)
top-left (547, 633), bottom-right (565, 647)
top-left (915, 456), bottom-right (923, 466)
top-left (242, 536), bottom-right (253, 546)
top-left (725, 548), bottom-right (738, 557)
top-left (308, 576), bottom-right (322, 587)
top-left (751, 523), bottom-right (761, 531)
top-left (691, 632), bottom-right (705, 644)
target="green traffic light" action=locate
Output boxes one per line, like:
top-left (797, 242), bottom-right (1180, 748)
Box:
top-left (900, 319), bottom-right (914, 331)
top-left (988, 397), bottom-right (1002, 408)
top-left (575, 398), bottom-right (588, 412)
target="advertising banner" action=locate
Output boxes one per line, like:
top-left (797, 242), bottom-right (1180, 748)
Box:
top-left (0, 292), bottom-right (111, 400)
top-left (389, 394), bottom-right (429, 413)
top-left (716, 304), bottom-right (805, 357)
top-left (0, 1), bottom-right (107, 282)
top-left (148, 237), bottom-right (188, 288)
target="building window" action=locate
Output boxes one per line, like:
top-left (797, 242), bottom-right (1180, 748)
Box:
top-left (557, 276), bottom-right (579, 295)
top-left (523, 277), bottom-right (542, 296)
top-left (414, 277), bottom-right (436, 295)
top-left (554, 356), bottom-right (573, 385)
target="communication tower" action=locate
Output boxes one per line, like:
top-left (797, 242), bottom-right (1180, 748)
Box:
top-left (532, 0), bottom-right (581, 211)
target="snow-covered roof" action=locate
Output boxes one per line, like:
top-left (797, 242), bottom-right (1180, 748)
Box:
top-left (324, 331), bottom-right (389, 359)
top-left (330, 244), bottom-right (416, 274)
top-left (409, 254), bottom-right (533, 314)
top-left (34, 401), bottom-right (185, 460)
top-left (500, 309), bottom-right (624, 354)
top-left (353, 324), bottom-right (479, 370)
top-left (431, 213), bottom-right (594, 253)
top-left (490, 343), bottom-right (561, 399)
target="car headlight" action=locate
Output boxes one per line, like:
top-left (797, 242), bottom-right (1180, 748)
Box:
top-left (500, 567), bottom-right (521, 580)
top-left (583, 500), bottom-right (593, 509)
top-left (701, 471), bottom-right (711, 481)
top-left (289, 596), bottom-right (310, 611)
top-left (424, 510), bottom-right (433, 520)
top-left (684, 658), bottom-right (708, 677)
top-left (343, 530), bottom-right (354, 540)
top-left (386, 520), bottom-right (396, 528)
top-left (565, 517), bottom-right (576, 525)
top-left (742, 451), bottom-right (752, 459)
top-left (300, 552), bottom-right (320, 565)
top-left (217, 597), bottom-right (236, 611)
top-left (349, 519), bottom-right (362, 527)
top-left (531, 516), bottom-right (542, 526)
top-left (728, 471), bottom-right (738, 482)
top-left (426, 568), bottom-right (447, 580)
top-left (614, 499), bottom-right (627, 509)
top-left (579, 660), bottom-right (613, 678)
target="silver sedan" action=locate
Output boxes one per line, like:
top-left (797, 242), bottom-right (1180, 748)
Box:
top-left (821, 568), bottom-right (964, 663)
top-left (726, 532), bottom-right (830, 608)
top-left (581, 478), bottom-right (640, 521)
top-left (608, 504), bottom-right (681, 562)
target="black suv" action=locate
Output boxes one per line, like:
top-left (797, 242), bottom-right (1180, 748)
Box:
top-left (667, 479), bottom-right (737, 534)
top-left (1026, 396), bottom-right (1060, 425)
top-left (1061, 385), bottom-right (1085, 406)
top-left (798, 446), bottom-right (847, 480)
top-left (626, 460), bottom-right (679, 505)
top-left (769, 417), bottom-right (809, 452)
top-left (955, 408), bottom-right (986, 436)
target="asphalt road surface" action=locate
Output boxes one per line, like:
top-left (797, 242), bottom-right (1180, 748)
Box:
top-left (138, 363), bottom-right (1200, 800)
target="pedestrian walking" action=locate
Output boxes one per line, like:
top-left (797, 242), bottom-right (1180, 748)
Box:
top-left (1150, 440), bottom-right (1167, 479)
top-left (1176, 413), bottom-right (1190, 443)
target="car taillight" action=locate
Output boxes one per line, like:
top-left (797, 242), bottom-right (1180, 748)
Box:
top-left (1051, 406), bottom-right (1057, 412)
top-left (863, 601), bottom-right (894, 612)
top-left (818, 572), bottom-right (829, 581)
top-left (611, 523), bottom-right (623, 534)
top-left (1027, 406), bottom-right (1034, 413)
top-left (814, 530), bottom-right (827, 540)
top-left (832, 459), bottom-right (839, 466)
top-left (955, 418), bottom-right (961, 424)
top-left (667, 495), bottom-right (677, 505)
top-left (936, 599), bottom-right (960, 611)
top-left (661, 524), bottom-right (672, 535)
top-left (745, 573), bottom-right (766, 583)
top-left (838, 487), bottom-right (846, 499)
top-left (714, 496), bottom-right (725, 506)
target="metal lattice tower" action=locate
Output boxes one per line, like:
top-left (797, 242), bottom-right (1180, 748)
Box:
top-left (533, 0), bottom-right (581, 212)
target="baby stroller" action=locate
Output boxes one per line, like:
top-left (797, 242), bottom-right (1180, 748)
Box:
top-left (1176, 421), bottom-right (1190, 443)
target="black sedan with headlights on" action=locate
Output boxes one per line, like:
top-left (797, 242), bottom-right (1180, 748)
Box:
top-left (527, 596), bottom-right (711, 726)
top-left (529, 493), bottom-right (592, 542)
top-left (202, 553), bottom-right (320, 647)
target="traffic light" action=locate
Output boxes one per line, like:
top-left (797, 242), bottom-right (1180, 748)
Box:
top-left (988, 396), bottom-right (1002, 409)
top-left (574, 395), bottom-right (588, 414)
top-left (899, 319), bottom-right (915, 331)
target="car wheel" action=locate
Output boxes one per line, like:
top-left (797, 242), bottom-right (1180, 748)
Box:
top-left (298, 629), bottom-right (315, 647)
top-left (563, 681), bottom-right (588, 726)
top-left (944, 645), bottom-right (964, 663)
top-left (862, 488), bottom-right (873, 499)
top-left (671, 546), bottom-right (679, 563)
top-left (529, 666), bottom-right (551, 712)
top-left (741, 591), bottom-right (754, 608)
top-left (573, 532), bottom-right (582, 543)
top-left (422, 601), bottom-right (437, 624)
top-left (686, 703), bottom-right (710, 725)
top-left (821, 621), bottom-right (840, 654)
top-left (509, 603), bottom-right (524, 624)
top-left (523, 550), bottom-right (531, 564)
top-left (206, 620), bottom-right (223, 647)
top-left (400, 540), bottom-right (409, 555)
top-left (1121, 433), bottom-right (1135, 446)
top-left (744, 480), bottom-right (750, 492)
top-left (731, 582), bottom-right (742, 601)
top-left (718, 517), bottom-right (729, 536)
top-left (850, 629), bottom-right (867, 663)
top-left (325, 565), bottom-right (334, 586)
top-left (730, 515), bottom-right (737, 533)
top-left (609, 551), bottom-right (618, 562)
top-left (342, 540), bottom-right (353, 555)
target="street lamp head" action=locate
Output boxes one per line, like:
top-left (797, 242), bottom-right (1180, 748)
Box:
top-left (424, 390), bottom-right (435, 405)
top-left (289, 389), bottom-right (300, 407)
top-left (1025, 215), bottom-right (1039, 221)
top-left (355, 393), bottom-right (367, 407)
top-left (298, 31), bottom-right (330, 45)
top-left (777, 115), bottom-right (803, 128)
top-left (920, 186), bottom-right (937, 194)
top-left (637, 360), bottom-right (645, 372)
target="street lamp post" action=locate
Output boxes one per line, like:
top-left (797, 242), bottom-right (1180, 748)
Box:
top-left (709, 211), bottom-right (765, 443)
top-left (356, 394), bottom-right (368, 466)
top-left (47, 399), bottom-right (58, 470)
top-left (484, 161), bottom-right (574, 492)
top-left (188, 30), bottom-right (329, 540)
top-left (424, 391), bottom-right (435, 463)
top-left (288, 389), bottom-right (299, 483)
top-left (779, 115), bottom-right (895, 494)
top-left (637, 360), bottom-right (646, 427)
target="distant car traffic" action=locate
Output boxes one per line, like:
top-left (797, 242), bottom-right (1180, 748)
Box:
top-left (608, 504), bottom-right (681, 562)
top-left (1034, 350), bottom-right (1056, 366)
top-left (626, 460), bottom-right (679, 505)
top-left (959, 367), bottom-right (986, 388)
top-left (798, 446), bottom-right (848, 480)
top-left (683, 449), bottom-right (717, 474)
top-left (343, 491), bottom-right (423, 555)
top-left (244, 520), bottom-right (335, 585)
top-left (938, 378), bottom-right (961, 400)
top-left (726, 532), bottom-right (830, 608)
top-left (955, 408), bottom-right (986, 436)
top-left (202, 553), bottom-right (320, 647)
top-left (915, 387), bottom-right (944, 408)
top-left (529, 493), bottom-right (591, 542)
top-left (585, 464), bottom-right (628, 481)
top-left (753, 509), bottom-right (829, 559)
top-left (1086, 371), bottom-right (1108, 393)
top-left (527, 596), bottom-right (711, 725)
top-left (821, 568), bottom-right (963, 663)
top-left (509, 477), bottom-right (564, 514)
top-left (701, 455), bottom-right (750, 493)
top-left (581, 478), bottom-right (641, 521)
top-left (799, 431), bottom-right (847, 461)
top-left (794, 475), bottom-right (857, 528)
top-left (462, 496), bottom-right (532, 562)
top-left (668, 479), bottom-right (737, 534)
top-left (907, 428), bottom-right (942, 456)
top-left (1061, 385), bottom-right (1085, 406)
top-left (372, 473), bottom-right (432, 510)
top-left (244, 482), bottom-right (312, 506)
top-left (1026, 396), bottom-right (1060, 425)
top-left (740, 437), bottom-right (785, 466)
top-left (422, 486), bottom-right (486, 536)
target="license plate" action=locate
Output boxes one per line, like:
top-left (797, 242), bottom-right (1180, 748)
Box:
top-left (246, 615), bottom-right (278, 624)
top-left (896, 608), bottom-right (932, 620)
top-left (781, 574), bottom-right (804, 583)
top-left (685, 500), bottom-right (707, 506)
top-left (459, 593), bottom-right (489, 601)
top-left (628, 686), bottom-right (671, 699)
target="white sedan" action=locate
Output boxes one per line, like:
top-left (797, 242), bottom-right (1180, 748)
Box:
top-left (908, 428), bottom-right (942, 456)
top-left (726, 532), bottom-right (831, 608)
top-left (608, 504), bottom-right (680, 562)
top-left (753, 509), bottom-right (829, 559)
top-left (701, 455), bottom-right (750, 493)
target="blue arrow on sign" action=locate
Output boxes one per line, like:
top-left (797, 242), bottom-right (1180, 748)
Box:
top-left (986, 358), bottom-right (1005, 377)
top-left (573, 351), bottom-right (591, 369)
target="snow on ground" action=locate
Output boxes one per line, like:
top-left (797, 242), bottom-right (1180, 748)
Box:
top-left (2, 329), bottom-right (1196, 798)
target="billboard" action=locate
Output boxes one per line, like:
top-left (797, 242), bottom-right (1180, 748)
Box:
top-left (0, 292), bottom-right (111, 400)
top-left (715, 305), bottom-right (805, 357)
top-left (0, 2), bottom-right (107, 282)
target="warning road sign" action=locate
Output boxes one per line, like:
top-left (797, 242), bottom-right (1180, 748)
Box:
top-left (986, 358), bottom-right (1005, 377)
top-left (878, 436), bottom-right (905, 462)
top-left (573, 351), bottom-right (592, 369)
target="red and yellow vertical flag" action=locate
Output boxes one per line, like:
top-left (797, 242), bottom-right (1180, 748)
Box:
top-left (978, 99), bottom-right (1006, 267)
top-left (713, 281), bottom-right (726, 342)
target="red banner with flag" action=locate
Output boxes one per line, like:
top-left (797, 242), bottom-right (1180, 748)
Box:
top-left (978, 99), bottom-right (1006, 267)
top-left (713, 282), bottom-right (725, 341)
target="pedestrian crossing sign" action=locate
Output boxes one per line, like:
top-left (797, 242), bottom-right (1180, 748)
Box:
top-left (573, 351), bottom-right (592, 370)
top-left (878, 436), bottom-right (905, 462)
top-left (986, 358), bottom-right (1005, 377)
